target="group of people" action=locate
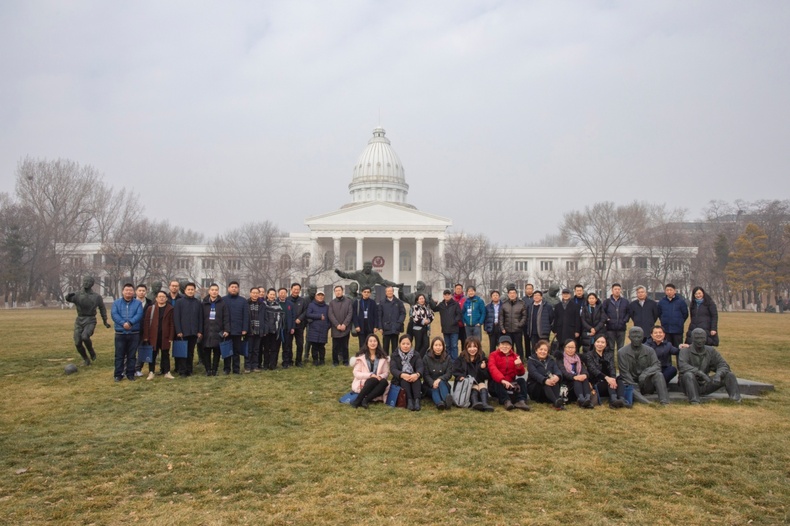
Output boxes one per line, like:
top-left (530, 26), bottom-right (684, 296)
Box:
top-left (66, 274), bottom-right (742, 407)
top-left (348, 280), bottom-right (741, 410)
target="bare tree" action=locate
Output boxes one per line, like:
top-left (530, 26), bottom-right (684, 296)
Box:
top-left (560, 201), bottom-right (648, 293)
top-left (437, 232), bottom-right (503, 295)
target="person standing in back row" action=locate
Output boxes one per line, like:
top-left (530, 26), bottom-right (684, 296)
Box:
top-left (174, 282), bottom-right (203, 377)
top-left (222, 281), bottom-right (249, 375)
top-left (328, 285), bottom-right (353, 366)
top-left (603, 283), bottom-right (628, 351)
top-left (658, 283), bottom-right (688, 349)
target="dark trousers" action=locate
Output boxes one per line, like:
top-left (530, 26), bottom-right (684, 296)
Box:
top-left (666, 333), bottom-right (684, 352)
top-left (176, 335), bottom-right (197, 376)
top-left (310, 342), bottom-right (326, 364)
top-left (593, 378), bottom-right (624, 404)
top-left (486, 330), bottom-right (498, 354)
top-left (246, 335), bottom-right (261, 371)
top-left (662, 365), bottom-right (678, 385)
top-left (507, 331), bottom-right (525, 359)
top-left (353, 377), bottom-right (389, 405)
top-left (223, 335), bottom-right (244, 374)
top-left (284, 327), bottom-right (304, 366)
top-left (114, 333), bottom-right (140, 380)
top-left (459, 325), bottom-right (467, 349)
top-left (382, 334), bottom-right (398, 356)
top-left (413, 328), bottom-right (429, 357)
top-left (262, 333), bottom-right (279, 370)
top-left (606, 330), bottom-right (625, 351)
top-left (332, 334), bottom-right (350, 366)
top-left (397, 377), bottom-right (422, 401)
top-left (565, 379), bottom-right (592, 403)
top-left (203, 347), bottom-right (221, 374)
top-left (490, 377), bottom-right (528, 403)
top-left (527, 380), bottom-right (561, 404)
top-left (148, 348), bottom-right (171, 374)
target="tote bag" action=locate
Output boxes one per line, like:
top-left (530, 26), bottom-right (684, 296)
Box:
top-left (171, 339), bottom-right (188, 358)
top-left (137, 344), bottom-right (153, 363)
top-left (220, 338), bottom-right (234, 359)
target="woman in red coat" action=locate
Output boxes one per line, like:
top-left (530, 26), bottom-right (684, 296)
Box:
top-left (487, 335), bottom-right (530, 411)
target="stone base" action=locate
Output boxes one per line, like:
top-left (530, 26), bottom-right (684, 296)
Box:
top-left (667, 376), bottom-right (774, 396)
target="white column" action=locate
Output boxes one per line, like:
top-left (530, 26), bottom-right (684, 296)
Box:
top-left (415, 237), bottom-right (423, 284)
top-left (333, 237), bottom-right (341, 268)
top-left (392, 236), bottom-right (401, 284)
top-left (438, 237), bottom-right (445, 270)
top-left (356, 237), bottom-right (364, 269)
top-left (310, 236), bottom-right (319, 271)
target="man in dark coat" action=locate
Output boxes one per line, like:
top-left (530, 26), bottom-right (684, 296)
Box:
top-left (222, 281), bottom-right (249, 374)
top-left (352, 285), bottom-right (380, 352)
top-left (378, 285), bottom-right (406, 356)
top-left (626, 285), bottom-right (659, 341)
top-left (526, 290), bottom-right (554, 353)
top-left (553, 288), bottom-right (581, 349)
top-left (430, 289), bottom-right (462, 360)
top-left (678, 328), bottom-right (741, 403)
top-left (173, 282), bottom-right (203, 376)
top-left (603, 283), bottom-right (628, 351)
top-left (500, 286), bottom-right (527, 358)
top-left (658, 283), bottom-right (688, 348)
top-left (284, 283), bottom-right (309, 367)
top-left (328, 285), bottom-right (353, 366)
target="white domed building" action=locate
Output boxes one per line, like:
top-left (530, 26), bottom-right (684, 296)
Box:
top-left (302, 127), bottom-right (452, 287)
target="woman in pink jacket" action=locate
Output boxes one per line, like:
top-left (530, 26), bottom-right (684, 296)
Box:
top-left (350, 334), bottom-right (390, 409)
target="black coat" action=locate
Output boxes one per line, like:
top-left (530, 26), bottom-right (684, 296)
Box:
top-left (431, 299), bottom-right (462, 335)
top-left (686, 297), bottom-right (719, 345)
top-left (378, 297), bottom-right (406, 335)
top-left (583, 348), bottom-right (617, 383)
top-left (390, 351), bottom-right (425, 380)
top-left (553, 301), bottom-right (581, 343)
top-left (423, 353), bottom-right (453, 387)
top-left (626, 298), bottom-right (659, 337)
top-left (451, 354), bottom-right (489, 383)
top-left (581, 304), bottom-right (606, 336)
top-left (201, 295), bottom-right (230, 348)
top-left (526, 355), bottom-right (563, 387)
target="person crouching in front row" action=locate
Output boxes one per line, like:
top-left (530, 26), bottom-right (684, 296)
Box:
top-left (423, 337), bottom-right (454, 410)
top-left (488, 335), bottom-right (530, 411)
top-left (452, 337), bottom-right (494, 411)
top-left (350, 334), bottom-right (390, 409)
top-left (526, 340), bottom-right (565, 410)
top-left (390, 334), bottom-right (425, 411)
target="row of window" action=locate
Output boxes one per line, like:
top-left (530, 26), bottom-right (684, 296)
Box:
top-left (487, 258), bottom-right (685, 272)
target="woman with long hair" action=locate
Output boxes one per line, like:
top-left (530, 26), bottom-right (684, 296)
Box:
top-left (423, 337), bottom-right (454, 410)
top-left (390, 334), bottom-right (425, 411)
top-left (350, 334), bottom-right (390, 409)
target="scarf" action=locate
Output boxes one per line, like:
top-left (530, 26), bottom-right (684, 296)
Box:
top-left (398, 349), bottom-right (415, 374)
top-left (563, 352), bottom-right (582, 375)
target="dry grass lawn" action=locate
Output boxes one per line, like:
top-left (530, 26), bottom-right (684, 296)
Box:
top-left (0, 310), bottom-right (788, 525)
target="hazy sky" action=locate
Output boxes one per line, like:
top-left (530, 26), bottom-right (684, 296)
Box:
top-left (2, 1), bottom-right (789, 245)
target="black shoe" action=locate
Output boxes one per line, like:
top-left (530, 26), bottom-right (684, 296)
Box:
top-left (114, 377), bottom-right (122, 382)
top-left (553, 398), bottom-right (565, 409)
top-left (360, 398), bottom-right (370, 409)
top-left (407, 399), bottom-right (415, 411)
top-left (296, 363), bottom-right (304, 368)
top-left (127, 376), bottom-right (136, 381)
top-left (83, 359), bottom-right (91, 366)
top-left (414, 400), bottom-right (421, 411)
top-left (223, 370), bottom-right (230, 375)
top-left (436, 401), bottom-right (446, 410)
top-left (610, 399), bottom-right (625, 409)
top-left (205, 371), bottom-right (212, 377)
top-left (282, 364), bottom-right (290, 369)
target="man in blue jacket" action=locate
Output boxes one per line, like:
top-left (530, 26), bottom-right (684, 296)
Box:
top-left (223, 281), bottom-right (250, 374)
top-left (603, 283), bottom-right (629, 351)
top-left (462, 286), bottom-right (487, 340)
top-left (111, 283), bottom-right (144, 382)
top-left (484, 290), bottom-right (502, 353)
top-left (658, 283), bottom-right (688, 349)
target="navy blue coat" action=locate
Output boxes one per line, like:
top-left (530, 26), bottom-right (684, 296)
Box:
top-left (223, 293), bottom-right (250, 335)
top-left (658, 295), bottom-right (688, 335)
top-left (378, 296), bottom-right (406, 335)
top-left (484, 301), bottom-right (502, 333)
top-left (284, 295), bottom-right (309, 332)
top-left (306, 299), bottom-right (330, 344)
top-left (603, 295), bottom-right (629, 331)
top-left (173, 295), bottom-right (203, 337)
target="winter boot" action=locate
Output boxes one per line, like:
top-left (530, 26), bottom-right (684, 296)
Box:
top-left (471, 390), bottom-right (484, 411)
top-left (479, 389), bottom-right (495, 412)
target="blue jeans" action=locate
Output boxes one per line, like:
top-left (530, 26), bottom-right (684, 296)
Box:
top-left (430, 380), bottom-right (451, 406)
top-left (114, 333), bottom-right (140, 379)
top-left (444, 333), bottom-right (459, 360)
top-left (465, 325), bottom-right (482, 340)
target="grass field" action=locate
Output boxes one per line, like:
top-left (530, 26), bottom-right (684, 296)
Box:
top-left (0, 310), bottom-right (788, 525)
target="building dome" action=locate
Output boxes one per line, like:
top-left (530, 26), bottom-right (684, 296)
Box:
top-left (347, 127), bottom-right (412, 207)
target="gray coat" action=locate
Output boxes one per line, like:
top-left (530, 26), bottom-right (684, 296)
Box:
top-left (327, 296), bottom-right (354, 338)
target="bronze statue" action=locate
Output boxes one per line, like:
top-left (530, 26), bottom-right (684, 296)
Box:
top-left (545, 284), bottom-right (561, 307)
top-left (335, 261), bottom-right (401, 292)
top-left (347, 282), bottom-right (359, 300)
top-left (65, 276), bottom-right (110, 366)
top-left (398, 280), bottom-right (432, 306)
top-left (146, 281), bottom-right (163, 303)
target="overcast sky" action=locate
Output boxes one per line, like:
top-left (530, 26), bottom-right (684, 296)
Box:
top-left (1, 1), bottom-right (789, 245)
